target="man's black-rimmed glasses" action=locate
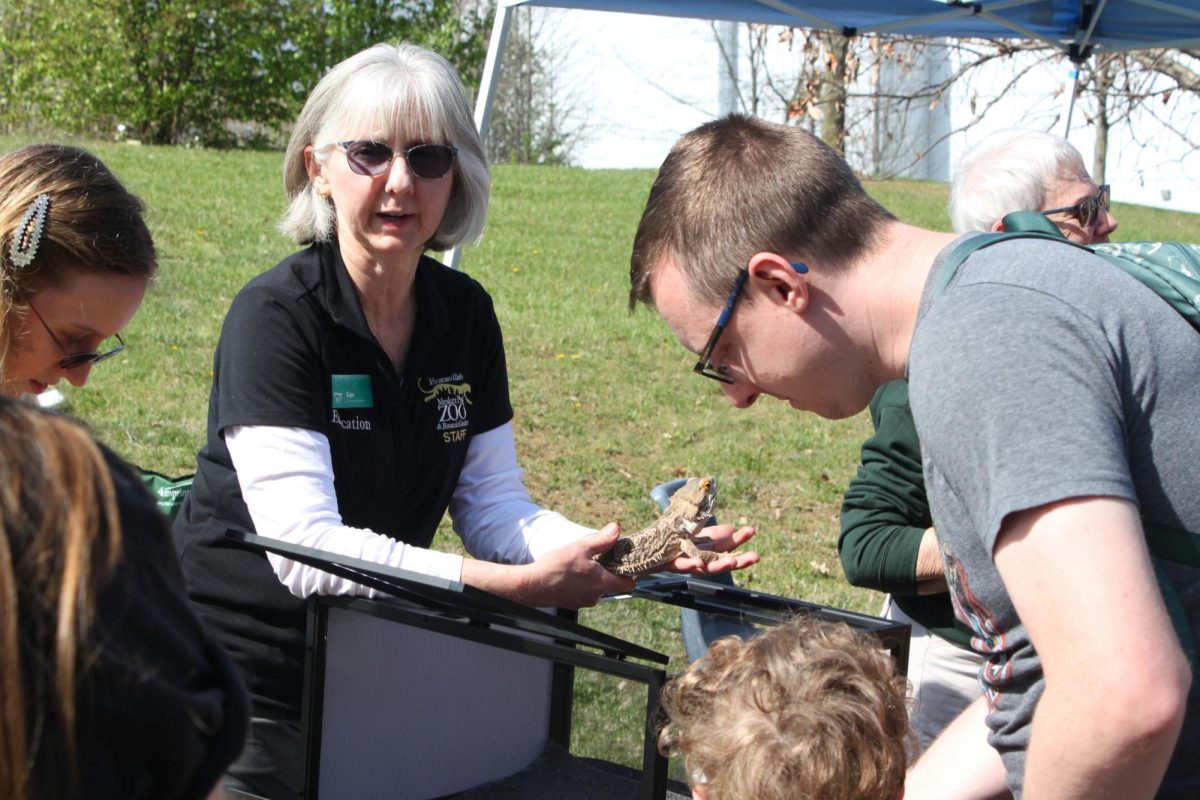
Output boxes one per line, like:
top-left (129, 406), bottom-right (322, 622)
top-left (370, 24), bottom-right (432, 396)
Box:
top-left (693, 261), bottom-right (808, 384)
top-left (1041, 184), bottom-right (1110, 230)
top-left (27, 303), bottom-right (125, 371)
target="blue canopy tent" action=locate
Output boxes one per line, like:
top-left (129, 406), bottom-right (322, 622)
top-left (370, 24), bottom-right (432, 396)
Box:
top-left (482, 0), bottom-right (1200, 72)
top-left (475, 0), bottom-right (1200, 141)
top-left (444, 0), bottom-right (1200, 267)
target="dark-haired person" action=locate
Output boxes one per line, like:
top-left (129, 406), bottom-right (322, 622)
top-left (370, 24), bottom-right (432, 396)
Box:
top-left (0, 397), bottom-right (247, 799)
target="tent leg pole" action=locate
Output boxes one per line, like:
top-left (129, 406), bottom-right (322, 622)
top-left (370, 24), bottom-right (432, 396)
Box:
top-left (1061, 63), bottom-right (1081, 137)
top-left (475, 4), bottom-right (515, 140)
top-left (446, 3), bottom-right (514, 271)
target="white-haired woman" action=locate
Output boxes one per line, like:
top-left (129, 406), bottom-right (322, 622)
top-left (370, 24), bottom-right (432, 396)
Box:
top-left (174, 42), bottom-right (756, 798)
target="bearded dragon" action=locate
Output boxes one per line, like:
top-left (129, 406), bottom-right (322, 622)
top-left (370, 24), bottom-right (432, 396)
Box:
top-left (596, 476), bottom-right (721, 577)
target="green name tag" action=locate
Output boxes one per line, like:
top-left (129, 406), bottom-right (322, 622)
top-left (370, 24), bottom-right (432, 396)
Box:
top-left (331, 374), bottom-right (373, 408)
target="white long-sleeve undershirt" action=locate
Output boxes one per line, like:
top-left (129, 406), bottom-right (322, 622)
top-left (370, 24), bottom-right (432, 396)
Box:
top-left (225, 421), bottom-right (594, 599)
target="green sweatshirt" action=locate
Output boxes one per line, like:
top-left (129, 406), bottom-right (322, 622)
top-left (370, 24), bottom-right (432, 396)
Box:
top-left (838, 379), bottom-right (973, 649)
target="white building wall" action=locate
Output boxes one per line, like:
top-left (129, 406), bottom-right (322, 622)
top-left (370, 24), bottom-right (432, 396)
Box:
top-left (527, 8), bottom-right (1200, 214)
top-left (540, 9), bottom-right (718, 169)
top-left (943, 51), bottom-right (1200, 213)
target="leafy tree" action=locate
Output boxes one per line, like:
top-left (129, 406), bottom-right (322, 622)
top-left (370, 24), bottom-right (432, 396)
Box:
top-left (291, 0), bottom-right (491, 96)
top-left (0, 0), bottom-right (309, 144)
top-left (0, 0), bottom-right (492, 147)
top-left (123, 0), bottom-right (311, 145)
top-left (0, 0), bottom-right (41, 129)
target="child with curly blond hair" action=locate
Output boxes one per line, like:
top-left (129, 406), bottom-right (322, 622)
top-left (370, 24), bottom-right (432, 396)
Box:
top-left (659, 615), bottom-right (911, 800)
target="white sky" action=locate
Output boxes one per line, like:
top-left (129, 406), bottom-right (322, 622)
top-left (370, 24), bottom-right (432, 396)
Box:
top-left (519, 7), bottom-right (1200, 213)
top-left (540, 9), bottom-right (719, 169)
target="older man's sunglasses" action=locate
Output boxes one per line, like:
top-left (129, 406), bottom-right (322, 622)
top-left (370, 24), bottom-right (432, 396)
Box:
top-left (1041, 184), bottom-right (1110, 230)
top-left (336, 141), bottom-right (458, 179)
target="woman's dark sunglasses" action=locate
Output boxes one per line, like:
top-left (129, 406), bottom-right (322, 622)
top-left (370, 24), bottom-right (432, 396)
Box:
top-left (1040, 184), bottom-right (1110, 229)
top-left (336, 141), bottom-right (458, 179)
top-left (28, 303), bottom-right (125, 371)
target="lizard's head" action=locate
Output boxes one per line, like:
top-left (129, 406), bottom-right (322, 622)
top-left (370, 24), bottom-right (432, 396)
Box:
top-left (692, 476), bottom-right (717, 523)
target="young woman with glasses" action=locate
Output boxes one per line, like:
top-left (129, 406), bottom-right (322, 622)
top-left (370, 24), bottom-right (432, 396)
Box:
top-left (0, 144), bottom-right (155, 399)
top-left (173, 41), bottom-right (757, 798)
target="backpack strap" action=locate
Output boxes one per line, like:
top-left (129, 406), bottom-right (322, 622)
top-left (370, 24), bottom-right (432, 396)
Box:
top-left (929, 224), bottom-right (1065, 297)
top-left (1000, 210), bottom-right (1065, 237)
top-left (1144, 520), bottom-right (1200, 570)
top-left (1002, 211), bottom-right (1200, 334)
top-left (930, 224), bottom-right (1200, 570)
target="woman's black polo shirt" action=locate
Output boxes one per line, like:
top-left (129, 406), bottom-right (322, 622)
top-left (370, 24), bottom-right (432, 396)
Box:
top-left (174, 241), bottom-right (513, 719)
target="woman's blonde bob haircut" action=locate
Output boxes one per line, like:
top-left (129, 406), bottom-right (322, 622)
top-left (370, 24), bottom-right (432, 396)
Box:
top-left (280, 42), bottom-right (490, 251)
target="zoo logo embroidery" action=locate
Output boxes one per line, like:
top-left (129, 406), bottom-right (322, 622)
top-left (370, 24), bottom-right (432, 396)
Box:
top-left (419, 374), bottom-right (472, 443)
top-left (420, 381), bottom-right (473, 404)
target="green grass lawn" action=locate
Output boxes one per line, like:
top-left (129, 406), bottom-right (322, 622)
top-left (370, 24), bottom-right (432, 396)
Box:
top-left (4, 135), bottom-right (1197, 770)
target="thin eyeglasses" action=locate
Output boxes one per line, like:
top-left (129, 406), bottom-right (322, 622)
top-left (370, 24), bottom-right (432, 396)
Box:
top-left (694, 261), bottom-right (808, 384)
top-left (27, 303), bottom-right (125, 371)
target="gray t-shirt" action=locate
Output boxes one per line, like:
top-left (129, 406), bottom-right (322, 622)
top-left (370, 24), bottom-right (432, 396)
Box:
top-left (909, 235), bottom-right (1200, 798)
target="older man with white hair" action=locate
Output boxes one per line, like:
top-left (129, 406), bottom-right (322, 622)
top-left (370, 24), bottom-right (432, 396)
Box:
top-left (950, 127), bottom-right (1117, 243)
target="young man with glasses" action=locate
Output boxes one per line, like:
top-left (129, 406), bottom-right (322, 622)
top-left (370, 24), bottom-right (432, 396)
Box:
top-left (840, 128), bottom-right (1122, 758)
top-left (630, 114), bottom-right (1197, 799)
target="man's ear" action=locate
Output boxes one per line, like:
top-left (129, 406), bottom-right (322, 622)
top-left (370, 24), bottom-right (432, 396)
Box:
top-left (990, 218), bottom-right (1006, 232)
top-left (747, 251), bottom-right (809, 313)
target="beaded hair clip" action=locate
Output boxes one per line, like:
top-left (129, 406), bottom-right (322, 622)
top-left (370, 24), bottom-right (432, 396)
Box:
top-left (8, 194), bottom-right (51, 269)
